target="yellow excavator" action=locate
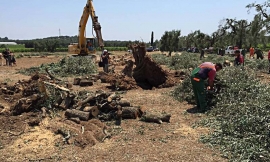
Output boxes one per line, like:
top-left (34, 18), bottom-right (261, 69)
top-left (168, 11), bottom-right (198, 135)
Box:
top-left (68, 0), bottom-right (104, 56)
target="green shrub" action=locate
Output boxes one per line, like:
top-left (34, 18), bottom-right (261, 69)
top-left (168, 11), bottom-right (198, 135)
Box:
top-left (151, 53), bottom-right (171, 65)
top-left (19, 56), bottom-right (97, 77)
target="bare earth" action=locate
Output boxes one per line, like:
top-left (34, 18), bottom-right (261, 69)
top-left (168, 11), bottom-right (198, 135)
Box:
top-left (0, 54), bottom-right (226, 162)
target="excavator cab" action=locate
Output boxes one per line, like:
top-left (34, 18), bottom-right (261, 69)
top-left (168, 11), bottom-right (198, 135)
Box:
top-left (87, 38), bottom-right (95, 54)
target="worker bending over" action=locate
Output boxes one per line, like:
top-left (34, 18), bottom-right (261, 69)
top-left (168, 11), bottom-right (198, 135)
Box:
top-left (190, 62), bottom-right (223, 112)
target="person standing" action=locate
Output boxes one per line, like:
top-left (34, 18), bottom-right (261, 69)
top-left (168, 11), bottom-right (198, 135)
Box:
top-left (2, 48), bottom-right (11, 66)
top-left (249, 47), bottom-right (255, 59)
top-left (241, 48), bottom-right (246, 66)
top-left (268, 50), bottom-right (270, 74)
top-left (200, 48), bottom-right (205, 60)
top-left (255, 48), bottom-right (264, 59)
top-left (101, 49), bottom-right (109, 73)
top-left (190, 62), bottom-right (223, 112)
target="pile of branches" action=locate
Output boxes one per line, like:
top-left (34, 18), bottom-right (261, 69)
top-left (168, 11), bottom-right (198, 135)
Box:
top-left (171, 52), bottom-right (270, 161)
top-left (19, 56), bottom-right (97, 77)
top-left (198, 68), bottom-right (270, 161)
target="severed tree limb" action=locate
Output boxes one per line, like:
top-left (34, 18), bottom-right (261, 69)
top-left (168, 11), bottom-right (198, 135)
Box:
top-left (43, 81), bottom-right (70, 92)
top-left (45, 68), bottom-right (62, 81)
top-left (141, 112), bottom-right (171, 124)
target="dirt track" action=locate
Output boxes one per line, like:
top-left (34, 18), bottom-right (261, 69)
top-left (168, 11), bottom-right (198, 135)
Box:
top-left (0, 54), bottom-right (225, 162)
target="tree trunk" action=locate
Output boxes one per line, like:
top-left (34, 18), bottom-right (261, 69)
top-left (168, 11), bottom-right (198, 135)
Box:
top-left (151, 31), bottom-right (154, 47)
top-left (168, 51), bottom-right (172, 56)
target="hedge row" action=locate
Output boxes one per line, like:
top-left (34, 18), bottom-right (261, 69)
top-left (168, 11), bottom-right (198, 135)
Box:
top-left (1, 47), bottom-right (128, 53)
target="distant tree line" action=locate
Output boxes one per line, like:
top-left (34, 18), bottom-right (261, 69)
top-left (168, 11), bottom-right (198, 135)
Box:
top-left (0, 36), bottom-right (147, 52)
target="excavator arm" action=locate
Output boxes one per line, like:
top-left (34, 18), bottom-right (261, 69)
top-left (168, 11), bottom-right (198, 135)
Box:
top-left (78, 0), bottom-right (104, 55)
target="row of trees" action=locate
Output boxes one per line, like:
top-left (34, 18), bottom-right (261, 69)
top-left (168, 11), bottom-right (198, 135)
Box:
top-left (0, 36), bottom-right (144, 52)
top-left (160, 1), bottom-right (270, 55)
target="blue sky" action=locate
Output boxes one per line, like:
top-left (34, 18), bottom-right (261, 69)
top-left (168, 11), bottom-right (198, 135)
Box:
top-left (0, 0), bottom-right (265, 42)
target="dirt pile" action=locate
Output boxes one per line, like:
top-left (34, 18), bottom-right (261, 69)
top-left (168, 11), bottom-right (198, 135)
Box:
top-left (99, 71), bottom-right (140, 90)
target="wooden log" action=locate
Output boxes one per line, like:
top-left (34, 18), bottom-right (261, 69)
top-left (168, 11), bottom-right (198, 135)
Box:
top-left (90, 106), bottom-right (99, 118)
top-left (141, 112), bottom-right (171, 124)
top-left (99, 103), bottom-right (116, 112)
top-left (117, 100), bottom-right (131, 107)
top-left (107, 93), bottom-right (119, 102)
top-left (121, 107), bottom-right (139, 119)
top-left (69, 117), bottom-right (81, 124)
top-left (79, 79), bottom-right (93, 87)
top-left (65, 109), bottom-right (90, 121)
top-left (83, 106), bottom-right (92, 112)
top-left (73, 78), bottom-right (81, 85)
top-left (77, 95), bottom-right (96, 107)
top-left (83, 106), bottom-right (99, 117)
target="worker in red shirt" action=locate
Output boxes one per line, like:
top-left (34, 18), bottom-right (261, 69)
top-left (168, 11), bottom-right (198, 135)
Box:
top-left (268, 50), bottom-right (270, 74)
top-left (234, 50), bottom-right (244, 66)
top-left (190, 62), bottom-right (223, 112)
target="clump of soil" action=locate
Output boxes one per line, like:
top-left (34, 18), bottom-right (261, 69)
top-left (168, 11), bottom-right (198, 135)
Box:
top-left (99, 72), bottom-right (140, 90)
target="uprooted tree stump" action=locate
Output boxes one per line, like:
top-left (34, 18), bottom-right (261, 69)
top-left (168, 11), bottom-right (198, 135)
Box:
top-left (130, 43), bottom-right (175, 89)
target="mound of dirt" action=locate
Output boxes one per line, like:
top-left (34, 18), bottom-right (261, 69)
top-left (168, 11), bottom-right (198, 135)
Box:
top-left (99, 72), bottom-right (140, 90)
top-left (0, 112), bottom-right (41, 148)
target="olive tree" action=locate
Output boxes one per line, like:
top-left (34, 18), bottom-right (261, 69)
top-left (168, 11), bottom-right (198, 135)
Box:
top-left (160, 30), bottom-right (181, 56)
